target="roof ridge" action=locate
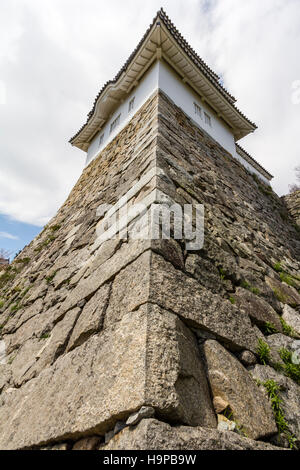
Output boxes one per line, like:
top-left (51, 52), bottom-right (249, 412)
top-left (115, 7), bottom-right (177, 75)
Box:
top-left (70, 9), bottom-right (257, 145)
top-left (158, 8), bottom-right (220, 81)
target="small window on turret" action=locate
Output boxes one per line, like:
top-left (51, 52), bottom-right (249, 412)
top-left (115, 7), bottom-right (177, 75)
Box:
top-left (99, 133), bottom-right (104, 146)
top-left (128, 97), bottom-right (135, 112)
top-left (194, 102), bottom-right (202, 119)
top-left (110, 114), bottom-right (121, 134)
top-left (204, 112), bottom-right (211, 127)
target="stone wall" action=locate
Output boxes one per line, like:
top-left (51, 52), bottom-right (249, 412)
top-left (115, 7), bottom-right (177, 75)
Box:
top-left (0, 91), bottom-right (299, 450)
top-left (283, 190), bottom-right (300, 227)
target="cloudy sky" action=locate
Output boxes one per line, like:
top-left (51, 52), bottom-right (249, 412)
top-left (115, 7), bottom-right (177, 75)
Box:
top-left (0, 0), bottom-right (300, 256)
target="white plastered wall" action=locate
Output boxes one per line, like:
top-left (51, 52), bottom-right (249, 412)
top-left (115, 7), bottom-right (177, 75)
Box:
top-left (85, 60), bottom-right (270, 184)
top-left (86, 61), bottom-right (160, 166)
top-left (158, 61), bottom-right (237, 157)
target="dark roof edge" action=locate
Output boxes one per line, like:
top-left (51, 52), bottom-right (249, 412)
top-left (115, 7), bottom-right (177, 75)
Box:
top-left (69, 10), bottom-right (159, 144)
top-left (236, 143), bottom-right (273, 181)
top-left (70, 8), bottom-right (256, 145)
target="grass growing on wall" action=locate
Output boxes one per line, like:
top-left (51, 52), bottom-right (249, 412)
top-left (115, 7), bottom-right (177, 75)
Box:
top-left (261, 379), bottom-right (297, 449)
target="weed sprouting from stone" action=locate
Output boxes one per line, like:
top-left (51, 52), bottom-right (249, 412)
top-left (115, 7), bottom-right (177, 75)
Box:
top-left (273, 262), bottom-right (283, 273)
top-left (257, 339), bottom-right (270, 365)
top-left (45, 271), bottom-right (57, 284)
top-left (261, 379), bottom-right (296, 449)
top-left (240, 280), bottom-right (260, 296)
top-left (278, 348), bottom-right (300, 385)
top-left (49, 224), bottom-right (61, 232)
top-left (263, 322), bottom-right (278, 335)
top-left (280, 317), bottom-right (297, 339)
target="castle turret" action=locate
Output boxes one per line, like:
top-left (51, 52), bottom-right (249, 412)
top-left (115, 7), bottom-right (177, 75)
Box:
top-left (0, 10), bottom-right (299, 452)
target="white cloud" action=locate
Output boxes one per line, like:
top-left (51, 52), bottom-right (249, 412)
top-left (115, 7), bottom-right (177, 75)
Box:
top-left (0, 0), bottom-right (299, 227)
top-left (201, 0), bottom-right (300, 195)
top-left (0, 231), bottom-right (19, 240)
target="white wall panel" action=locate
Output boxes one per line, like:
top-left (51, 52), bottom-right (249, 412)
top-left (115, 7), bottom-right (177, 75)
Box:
top-left (85, 61), bottom-right (269, 184)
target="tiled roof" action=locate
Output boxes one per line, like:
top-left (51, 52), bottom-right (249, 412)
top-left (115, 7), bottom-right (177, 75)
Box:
top-left (70, 10), bottom-right (161, 143)
top-left (69, 8), bottom-right (257, 145)
top-left (158, 9), bottom-right (236, 104)
top-left (236, 143), bottom-right (273, 181)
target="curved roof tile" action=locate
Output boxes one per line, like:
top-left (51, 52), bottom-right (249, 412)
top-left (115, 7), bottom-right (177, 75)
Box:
top-left (70, 8), bottom-right (257, 144)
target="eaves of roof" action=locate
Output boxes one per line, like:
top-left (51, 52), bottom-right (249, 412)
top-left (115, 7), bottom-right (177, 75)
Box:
top-left (70, 8), bottom-right (257, 150)
top-left (236, 143), bottom-right (273, 181)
